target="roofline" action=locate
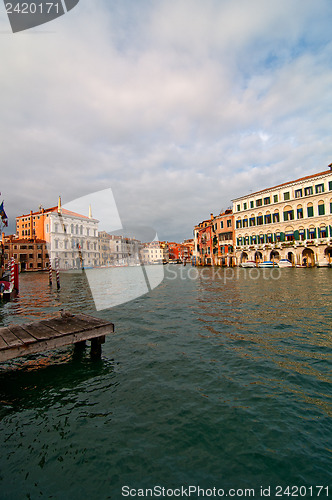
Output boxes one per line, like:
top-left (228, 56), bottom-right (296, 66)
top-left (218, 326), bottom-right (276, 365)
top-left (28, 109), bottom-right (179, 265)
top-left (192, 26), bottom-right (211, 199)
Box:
top-left (232, 169), bottom-right (331, 202)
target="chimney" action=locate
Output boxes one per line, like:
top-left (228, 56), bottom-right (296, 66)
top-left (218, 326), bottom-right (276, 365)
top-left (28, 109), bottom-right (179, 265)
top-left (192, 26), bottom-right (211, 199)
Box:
top-left (328, 163), bottom-right (332, 170)
top-left (89, 204), bottom-right (92, 219)
top-left (58, 196), bottom-right (62, 214)
top-left (210, 213), bottom-right (214, 220)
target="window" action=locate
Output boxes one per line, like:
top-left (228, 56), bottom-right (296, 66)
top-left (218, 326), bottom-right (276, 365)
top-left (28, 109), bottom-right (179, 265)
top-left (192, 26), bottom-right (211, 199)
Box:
top-left (256, 216), bottom-right (263, 225)
top-left (256, 199), bottom-right (263, 207)
top-left (220, 221), bottom-right (223, 229)
top-left (273, 194), bottom-right (278, 203)
top-left (243, 219), bottom-right (248, 228)
top-left (283, 192), bottom-right (290, 201)
top-left (272, 212), bottom-right (280, 223)
top-left (297, 208), bottom-right (303, 219)
top-left (315, 183), bottom-right (324, 194)
top-left (236, 220), bottom-right (242, 229)
top-left (249, 217), bottom-right (255, 227)
top-left (318, 201), bottom-right (325, 216)
top-left (264, 197), bottom-right (271, 205)
top-left (304, 186), bottom-right (313, 196)
top-left (267, 234), bottom-right (273, 243)
top-left (283, 210), bottom-right (294, 221)
top-left (320, 227), bottom-right (327, 238)
top-left (329, 181), bottom-right (332, 191)
top-left (295, 189), bottom-right (302, 198)
top-left (237, 204), bottom-right (240, 211)
top-left (250, 201), bottom-right (254, 208)
top-left (264, 214), bottom-right (272, 224)
top-left (243, 202), bottom-right (247, 210)
top-left (227, 219), bottom-right (232, 227)
top-left (309, 227), bottom-right (316, 239)
top-left (307, 204), bottom-right (314, 217)
top-left (285, 232), bottom-right (294, 241)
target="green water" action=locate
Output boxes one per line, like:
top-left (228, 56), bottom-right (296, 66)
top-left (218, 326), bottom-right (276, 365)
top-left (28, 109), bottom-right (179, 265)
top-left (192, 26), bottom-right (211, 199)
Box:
top-left (0, 267), bottom-right (331, 499)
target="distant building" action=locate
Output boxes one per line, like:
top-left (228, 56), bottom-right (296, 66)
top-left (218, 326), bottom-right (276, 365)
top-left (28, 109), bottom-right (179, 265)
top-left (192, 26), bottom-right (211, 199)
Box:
top-left (232, 166), bottom-right (332, 266)
top-left (140, 241), bottom-right (169, 264)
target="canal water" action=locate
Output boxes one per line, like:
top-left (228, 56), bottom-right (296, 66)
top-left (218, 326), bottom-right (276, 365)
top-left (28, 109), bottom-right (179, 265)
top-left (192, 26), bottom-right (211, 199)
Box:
top-left (0, 266), bottom-right (331, 499)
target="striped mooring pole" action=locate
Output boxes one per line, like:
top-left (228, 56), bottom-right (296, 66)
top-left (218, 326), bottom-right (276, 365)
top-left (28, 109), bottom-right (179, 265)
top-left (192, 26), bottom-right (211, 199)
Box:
top-left (55, 258), bottom-right (60, 290)
top-left (10, 258), bottom-right (15, 285)
top-left (49, 261), bottom-right (53, 286)
top-left (10, 257), bottom-right (19, 292)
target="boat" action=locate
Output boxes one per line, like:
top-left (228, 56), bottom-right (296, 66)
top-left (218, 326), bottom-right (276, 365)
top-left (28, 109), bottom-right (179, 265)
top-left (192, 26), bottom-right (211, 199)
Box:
top-left (278, 259), bottom-right (293, 268)
top-left (240, 260), bottom-right (256, 268)
top-left (0, 279), bottom-right (14, 300)
top-left (316, 259), bottom-right (330, 268)
top-left (258, 261), bottom-right (279, 268)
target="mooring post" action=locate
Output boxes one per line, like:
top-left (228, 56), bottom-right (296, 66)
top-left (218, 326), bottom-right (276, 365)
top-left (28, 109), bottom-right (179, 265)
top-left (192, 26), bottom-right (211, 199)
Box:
top-left (90, 336), bottom-right (105, 359)
top-left (55, 258), bottom-right (60, 290)
top-left (49, 261), bottom-right (53, 286)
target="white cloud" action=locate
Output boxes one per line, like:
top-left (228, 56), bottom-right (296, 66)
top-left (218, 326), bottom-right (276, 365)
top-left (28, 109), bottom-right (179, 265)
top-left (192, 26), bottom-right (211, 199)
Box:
top-left (0, 0), bottom-right (331, 240)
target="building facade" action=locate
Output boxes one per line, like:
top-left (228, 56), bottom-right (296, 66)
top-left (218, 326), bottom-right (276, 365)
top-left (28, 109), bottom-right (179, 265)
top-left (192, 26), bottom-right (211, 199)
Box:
top-left (2, 234), bottom-right (49, 272)
top-left (232, 168), bottom-right (332, 266)
top-left (193, 211), bottom-right (235, 266)
top-left (16, 200), bottom-right (100, 270)
top-left (140, 241), bottom-right (169, 264)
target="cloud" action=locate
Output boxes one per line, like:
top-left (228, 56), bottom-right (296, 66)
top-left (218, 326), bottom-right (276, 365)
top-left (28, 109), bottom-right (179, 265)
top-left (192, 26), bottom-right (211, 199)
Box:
top-left (0, 0), bottom-right (331, 240)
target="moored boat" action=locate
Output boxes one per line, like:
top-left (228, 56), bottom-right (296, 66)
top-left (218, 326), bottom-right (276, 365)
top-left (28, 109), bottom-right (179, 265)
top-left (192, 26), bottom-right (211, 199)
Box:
top-left (240, 260), bottom-right (256, 268)
top-left (316, 259), bottom-right (330, 268)
top-left (278, 259), bottom-right (293, 268)
top-left (258, 261), bottom-right (279, 268)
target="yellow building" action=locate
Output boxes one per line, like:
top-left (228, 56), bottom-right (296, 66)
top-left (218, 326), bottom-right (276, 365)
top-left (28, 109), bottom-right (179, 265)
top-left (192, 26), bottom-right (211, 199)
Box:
top-left (232, 166), bottom-right (332, 266)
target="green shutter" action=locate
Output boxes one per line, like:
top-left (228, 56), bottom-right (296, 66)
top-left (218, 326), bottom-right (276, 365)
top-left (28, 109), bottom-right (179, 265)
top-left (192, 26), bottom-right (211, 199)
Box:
top-left (293, 230), bottom-right (299, 241)
top-left (280, 232), bottom-right (285, 242)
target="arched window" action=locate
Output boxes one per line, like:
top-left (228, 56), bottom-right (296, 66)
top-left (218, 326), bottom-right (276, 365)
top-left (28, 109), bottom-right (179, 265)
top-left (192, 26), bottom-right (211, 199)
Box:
top-left (283, 205), bottom-right (294, 221)
top-left (296, 204), bottom-right (303, 219)
top-left (272, 210), bottom-right (279, 223)
top-left (318, 200), bottom-right (325, 216)
top-left (307, 202), bottom-right (314, 218)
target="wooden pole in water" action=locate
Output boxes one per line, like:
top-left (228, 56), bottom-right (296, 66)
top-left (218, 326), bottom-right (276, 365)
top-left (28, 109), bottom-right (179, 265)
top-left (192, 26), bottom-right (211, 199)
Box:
top-left (55, 258), bottom-right (60, 290)
top-left (49, 261), bottom-right (53, 286)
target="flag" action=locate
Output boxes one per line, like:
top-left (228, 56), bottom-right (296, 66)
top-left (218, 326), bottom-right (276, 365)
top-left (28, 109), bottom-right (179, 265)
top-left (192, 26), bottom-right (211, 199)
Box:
top-left (0, 202), bottom-right (8, 227)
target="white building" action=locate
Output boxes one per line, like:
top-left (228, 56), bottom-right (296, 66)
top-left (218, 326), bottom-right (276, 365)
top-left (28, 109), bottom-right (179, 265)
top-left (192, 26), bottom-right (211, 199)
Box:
top-left (45, 201), bottom-right (99, 269)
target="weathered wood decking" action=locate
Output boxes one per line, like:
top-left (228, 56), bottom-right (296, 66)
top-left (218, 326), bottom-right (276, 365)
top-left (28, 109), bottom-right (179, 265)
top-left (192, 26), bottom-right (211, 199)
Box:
top-left (0, 312), bottom-right (114, 363)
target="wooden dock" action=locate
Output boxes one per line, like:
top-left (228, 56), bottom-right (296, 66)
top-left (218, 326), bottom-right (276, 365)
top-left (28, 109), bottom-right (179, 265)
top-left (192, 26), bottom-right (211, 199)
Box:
top-left (0, 311), bottom-right (114, 363)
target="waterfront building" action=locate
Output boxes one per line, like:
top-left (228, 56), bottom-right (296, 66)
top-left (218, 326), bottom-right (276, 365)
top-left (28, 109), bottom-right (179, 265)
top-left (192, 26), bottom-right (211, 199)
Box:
top-left (193, 216), bottom-right (213, 265)
top-left (193, 211), bottom-right (235, 266)
top-left (140, 241), bottom-right (169, 264)
top-left (2, 234), bottom-right (49, 272)
top-left (108, 235), bottom-right (141, 266)
top-left (16, 198), bottom-right (99, 270)
top-left (168, 240), bottom-right (194, 263)
top-left (232, 166), bottom-right (332, 266)
top-left (211, 209), bottom-right (235, 266)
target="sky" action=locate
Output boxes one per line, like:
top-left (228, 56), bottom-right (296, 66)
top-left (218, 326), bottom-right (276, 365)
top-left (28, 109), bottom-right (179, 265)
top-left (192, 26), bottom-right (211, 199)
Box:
top-left (0, 0), bottom-right (332, 241)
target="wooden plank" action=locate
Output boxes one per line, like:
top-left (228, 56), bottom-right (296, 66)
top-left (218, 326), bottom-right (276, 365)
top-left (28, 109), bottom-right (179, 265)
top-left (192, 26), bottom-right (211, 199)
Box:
top-left (0, 328), bottom-right (24, 348)
top-left (0, 323), bottom-right (114, 363)
top-left (7, 325), bottom-right (37, 344)
top-left (0, 336), bottom-right (8, 349)
top-left (74, 313), bottom-right (107, 327)
top-left (22, 322), bottom-right (59, 341)
top-left (39, 316), bottom-right (93, 335)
